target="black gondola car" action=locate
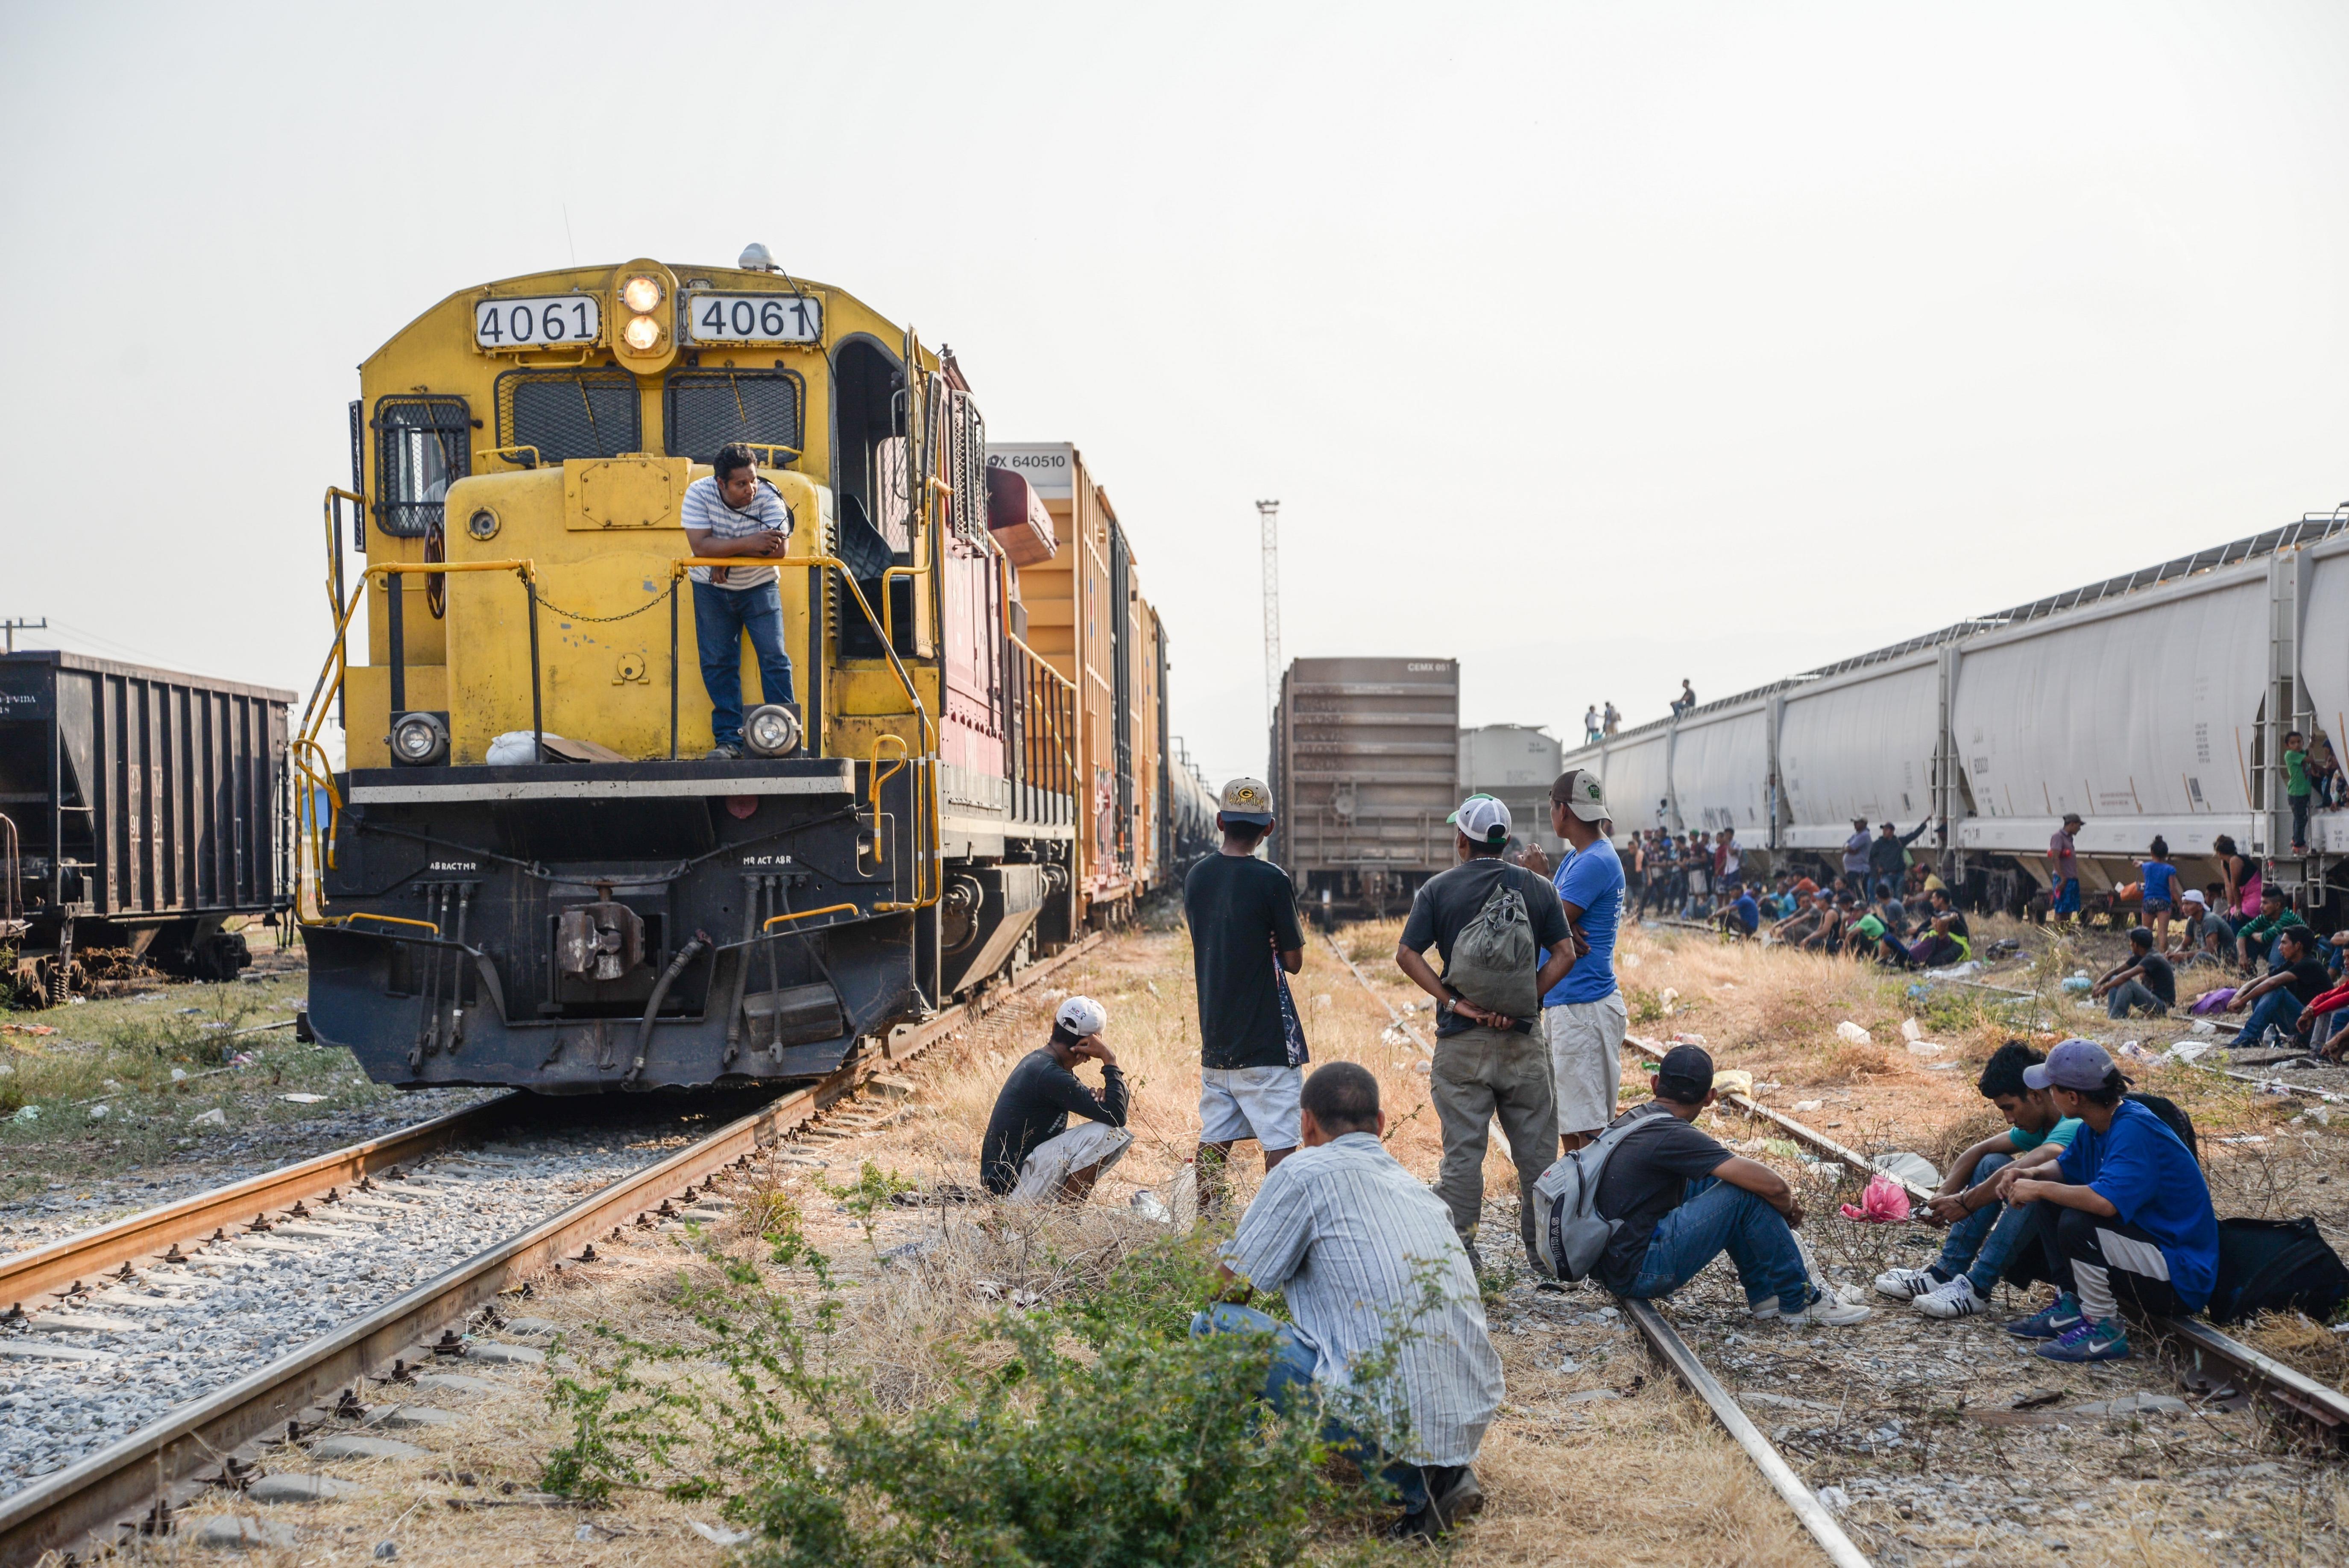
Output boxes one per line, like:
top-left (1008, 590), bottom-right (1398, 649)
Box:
top-left (0, 650), bottom-right (291, 999)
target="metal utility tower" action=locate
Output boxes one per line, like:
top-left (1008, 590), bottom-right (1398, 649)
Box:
top-left (1257, 500), bottom-right (1281, 726)
top-left (2, 618), bottom-right (44, 654)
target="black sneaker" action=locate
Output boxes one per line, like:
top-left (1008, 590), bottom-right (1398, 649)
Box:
top-left (1388, 1465), bottom-right (1483, 1541)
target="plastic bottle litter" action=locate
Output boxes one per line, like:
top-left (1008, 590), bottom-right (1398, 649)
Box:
top-left (1835, 1021), bottom-right (1872, 1045)
top-left (2060, 976), bottom-right (2093, 994)
top-left (1905, 1039), bottom-right (1943, 1055)
top-left (1899, 1018), bottom-right (1922, 1042)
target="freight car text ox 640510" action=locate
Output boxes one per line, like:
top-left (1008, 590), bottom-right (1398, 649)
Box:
top-left (298, 252), bottom-right (1181, 1093)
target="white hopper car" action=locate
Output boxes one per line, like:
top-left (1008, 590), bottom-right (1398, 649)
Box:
top-left (1561, 511), bottom-right (2349, 917)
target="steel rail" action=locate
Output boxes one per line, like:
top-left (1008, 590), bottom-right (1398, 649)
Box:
top-left (1621, 1032), bottom-right (2349, 1442)
top-left (1316, 930), bottom-right (1431, 1057)
top-left (1617, 1298), bottom-right (1875, 1568)
top-left (0, 934), bottom-right (1103, 1567)
top-left (0, 1095), bottom-right (519, 1315)
top-left (1312, 949), bottom-right (1865, 1559)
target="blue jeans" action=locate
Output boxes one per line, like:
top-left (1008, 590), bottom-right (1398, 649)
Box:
top-left (1930, 1152), bottom-right (2033, 1293)
top-left (1623, 1176), bottom-right (1809, 1310)
top-left (691, 580), bottom-right (795, 747)
top-left (1190, 1304), bottom-right (1431, 1512)
top-left (2234, 988), bottom-right (2304, 1046)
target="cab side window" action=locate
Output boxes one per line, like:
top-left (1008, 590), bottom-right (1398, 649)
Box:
top-left (375, 397), bottom-right (470, 539)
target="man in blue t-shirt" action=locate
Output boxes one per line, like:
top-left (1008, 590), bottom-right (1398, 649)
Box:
top-left (1991, 1039), bottom-right (2218, 1363)
top-left (1541, 769), bottom-right (1626, 1154)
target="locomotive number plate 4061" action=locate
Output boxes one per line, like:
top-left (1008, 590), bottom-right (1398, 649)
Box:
top-left (475, 296), bottom-right (602, 348)
top-left (684, 293), bottom-right (823, 345)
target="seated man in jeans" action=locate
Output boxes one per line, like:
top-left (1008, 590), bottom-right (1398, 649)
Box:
top-left (1875, 1042), bottom-right (2077, 1318)
top-left (1199, 1063), bottom-right (1502, 1543)
top-left (1589, 1045), bottom-right (1870, 1326)
top-left (2226, 925), bottom-right (2334, 1045)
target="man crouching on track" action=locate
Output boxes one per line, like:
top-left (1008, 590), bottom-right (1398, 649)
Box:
top-left (978, 996), bottom-right (1132, 1203)
top-left (1583, 1045), bottom-right (1871, 1326)
top-left (1197, 1062), bottom-right (1502, 1543)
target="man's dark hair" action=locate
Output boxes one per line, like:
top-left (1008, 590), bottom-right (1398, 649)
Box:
top-left (2279, 924), bottom-right (2312, 957)
top-left (2265, 886), bottom-right (2290, 907)
top-left (1977, 1040), bottom-right (2045, 1100)
top-left (2076, 1067), bottom-right (2128, 1108)
top-left (2205, 882), bottom-right (2225, 899)
top-left (1219, 815), bottom-right (1269, 849)
top-left (714, 443), bottom-right (758, 483)
top-left (1462, 829), bottom-right (1505, 858)
top-left (2128, 925), bottom-right (2153, 950)
top-left (1300, 1062), bottom-right (1380, 1133)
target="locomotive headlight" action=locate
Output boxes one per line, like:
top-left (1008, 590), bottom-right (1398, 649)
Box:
top-left (390, 712), bottom-right (450, 768)
top-left (621, 314), bottom-right (662, 351)
top-left (743, 704), bottom-right (801, 759)
top-left (620, 275), bottom-right (664, 313)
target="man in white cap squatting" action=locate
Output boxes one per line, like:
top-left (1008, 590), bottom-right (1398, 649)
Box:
top-left (1396, 794), bottom-right (1576, 1270)
top-left (977, 995), bottom-right (1133, 1203)
top-left (1542, 770), bottom-right (1626, 1155)
top-left (1183, 777), bottom-right (1309, 1211)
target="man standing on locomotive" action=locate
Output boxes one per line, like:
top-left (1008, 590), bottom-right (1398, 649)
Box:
top-left (683, 442), bottom-right (796, 759)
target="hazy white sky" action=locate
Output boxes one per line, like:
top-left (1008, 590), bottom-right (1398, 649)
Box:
top-left (4, 2), bottom-right (2344, 788)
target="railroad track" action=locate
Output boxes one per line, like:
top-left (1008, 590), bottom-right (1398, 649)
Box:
top-left (1315, 944), bottom-right (1873, 1564)
top-left (1620, 1032), bottom-right (2349, 1445)
top-left (0, 933), bottom-right (1104, 1567)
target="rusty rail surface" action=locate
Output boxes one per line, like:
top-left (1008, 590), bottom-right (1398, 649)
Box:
top-left (1, 1095), bottom-right (520, 1315)
top-left (0, 934), bottom-right (1102, 1567)
top-left (1622, 1032), bottom-right (2349, 1443)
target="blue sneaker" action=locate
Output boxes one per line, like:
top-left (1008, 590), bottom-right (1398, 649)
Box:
top-left (2036, 1316), bottom-right (2131, 1363)
top-left (2003, 1292), bottom-right (2083, 1339)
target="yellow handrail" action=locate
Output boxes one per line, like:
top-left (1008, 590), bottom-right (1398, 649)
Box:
top-left (324, 911), bottom-right (442, 937)
top-left (477, 445), bottom-right (542, 469)
top-left (867, 733), bottom-right (909, 869)
top-left (761, 903), bottom-right (858, 932)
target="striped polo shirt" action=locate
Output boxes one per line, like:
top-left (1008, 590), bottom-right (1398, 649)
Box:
top-left (1223, 1131), bottom-right (1505, 1465)
top-left (681, 474), bottom-right (793, 590)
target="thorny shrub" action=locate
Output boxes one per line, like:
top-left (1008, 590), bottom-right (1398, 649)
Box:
top-left (542, 1200), bottom-right (1418, 1567)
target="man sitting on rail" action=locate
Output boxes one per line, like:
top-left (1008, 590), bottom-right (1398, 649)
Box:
top-left (2090, 926), bottom-right (2176, 1019)
top-left (2225, 923), bottom-right (2335, 1046)
top-left (978, 996), bottom-right (1132, 1202)
top-left (1200, 1062), bottom-right (1502, 1542)
top-left (1585, 1044), bottom-right (1870, 1326)
top-left (1986, 1040), bottom-right (2218, 1363)
top-left (2234, 886), bottom-right (2309, 974)
top-left (682, 442), bottom-right (797, 760)
top-left (1876, 1042), bottom-right (2080, 1319)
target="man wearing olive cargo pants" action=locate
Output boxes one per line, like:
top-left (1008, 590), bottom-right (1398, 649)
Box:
top-left (1395, 795), bottom-right (1575, 1272)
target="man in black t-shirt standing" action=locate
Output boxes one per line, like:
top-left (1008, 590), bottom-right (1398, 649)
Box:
top-left (1184, 777), bottom-right (1309, 1210)
top-left (1395, 795), bottom-right (1575, 1270)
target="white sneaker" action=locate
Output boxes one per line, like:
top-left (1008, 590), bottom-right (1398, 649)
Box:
top-left (1748, 1295), bottom-right (1783, 1320)
top-left (1873, 1266), bottom-right (1941, 1302)
top-left (1780, 1292), bottom-right (1872, 1327)
top-left (1913, 1275), bottom-right (1984, 1319)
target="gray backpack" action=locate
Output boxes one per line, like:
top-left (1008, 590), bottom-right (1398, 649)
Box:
top-left (1533, 1112), bottom-right (1671, 1281)
top-left (1446, 876), bottom-right (1540, 1020)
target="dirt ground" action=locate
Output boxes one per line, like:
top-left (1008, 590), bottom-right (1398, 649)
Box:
top-left (91, 913), bottom-right (2349, 1565)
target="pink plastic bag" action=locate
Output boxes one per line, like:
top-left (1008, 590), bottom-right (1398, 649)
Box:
top-left (1839, 1173), bottom-right (1912, 1224)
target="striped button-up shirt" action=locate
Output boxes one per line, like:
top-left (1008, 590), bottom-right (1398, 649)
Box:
top-left (1223, 1132), bottom-right (1504, 1465)
top-left (682, 475), bottom-right (793, 589)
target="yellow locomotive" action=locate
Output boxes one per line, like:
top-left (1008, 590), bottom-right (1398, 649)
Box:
top-left (300, 249), bottom-right (1203, 1091)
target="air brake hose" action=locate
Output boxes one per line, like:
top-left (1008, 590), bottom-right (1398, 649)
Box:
top-left (626, 932), bottom-right (710, 1087)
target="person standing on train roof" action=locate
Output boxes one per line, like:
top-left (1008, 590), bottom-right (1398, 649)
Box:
top-left (1602, 700), bottom-right (1620, 736)
top-left (1183, 778), bottom-right (1308, 1214)
top-left (1395, 795), bottom-right (1575, 1271)
top-left (682, 443), bottom-right (795, 760)
top-left (2046, 812), bottom-right (2084, 923)
top-left (1541, 771), bottom-right (1626, 1156)
top-left (1583, 705), bottom-right (1602, 744)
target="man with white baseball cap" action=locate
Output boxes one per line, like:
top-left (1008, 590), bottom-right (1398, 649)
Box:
top-left (1541, 769), bottom-right (1626, 1155)
top-left (1183, 777), bottom-right (1309, 1211)
top-left (979, 994), bottom-right (1133, 1203)
top-left (1395, 793), bottom-right (1575, 1269)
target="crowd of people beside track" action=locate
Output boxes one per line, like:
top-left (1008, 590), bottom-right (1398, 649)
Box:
top-left (969, 766), bottom-right (2273, 1541)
